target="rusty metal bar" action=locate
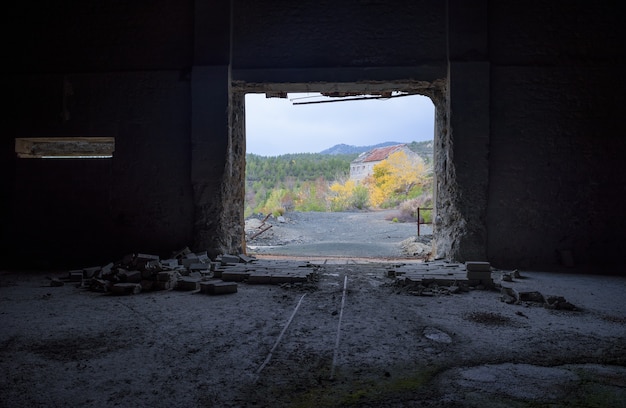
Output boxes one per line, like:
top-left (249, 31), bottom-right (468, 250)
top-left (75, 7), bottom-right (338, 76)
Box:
top-left (417, 207), bottom-right (433, 236)
top-left (250, 224), bottom-right (273, 240)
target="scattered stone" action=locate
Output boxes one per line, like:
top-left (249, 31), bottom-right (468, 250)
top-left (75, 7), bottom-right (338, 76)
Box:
top-left (84, 266), bottom-right (102, 278)
top-left (199, 280), bottom-right (237, 295)
top-left (517, 290), bottom-right (545, 303)
top-left (423, 327), bottom-right (452, 343)
top-left (189, 263), bottom-right (210, 272)
top-left (118, 270), bottom-right (142, 283)
top-left (157, 271), bottom-right (174, 282)
top-left (48, 278), bottom-right (64, 287)
top-left (161, 259), bottom-right (179, 269)
top-left (465, 261), bottom-right (491, 272)
top-left (176, 277), bottom-right (200, 291)
top-left (545, 295), bottom-right (577, 311)
top-left (220, 254), bottom-right (241, 265)
top-left (181, 257), bottom-right (199, 267)
top-left (154, 280), bottom-right (174, 291)
top-left (111, 283), bottom-right (141, 295)
top-left (68, 271), bottom-right (84, 282)
top-left (238, 254), bottom-right (256, 263)
top-left (140, 280), bottom-right (154, 292)
top-left (89, 279), bottom-right (109, 293)
top-left (500, 287), bottom-right (517, 304)
top-left (171, 246), bottom-right (192, 259)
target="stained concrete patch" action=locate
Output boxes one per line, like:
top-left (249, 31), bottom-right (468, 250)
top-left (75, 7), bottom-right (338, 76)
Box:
top-left (439, 362), bottom-right (626, 406)
top-left (455, 363), bottom-right (579, 400)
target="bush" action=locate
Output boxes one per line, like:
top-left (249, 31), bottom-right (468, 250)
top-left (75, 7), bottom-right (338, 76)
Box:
top-left (398, 193), bottom-right (434, 223)
top-left (352, 185), bottom-right (370, 209)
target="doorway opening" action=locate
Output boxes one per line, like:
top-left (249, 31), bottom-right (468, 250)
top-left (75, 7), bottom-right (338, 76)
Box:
top-left (241, 90), bottom-right (437, 261)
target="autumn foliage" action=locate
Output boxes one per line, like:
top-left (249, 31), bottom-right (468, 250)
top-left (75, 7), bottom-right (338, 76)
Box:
top-left (365, 151), bottom-right (429, 208)
top-left (245, 142), bottom-right (433, 216)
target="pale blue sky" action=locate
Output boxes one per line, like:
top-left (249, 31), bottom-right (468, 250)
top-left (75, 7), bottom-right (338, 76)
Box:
top-left (245, 93), bottom-right (434, 156)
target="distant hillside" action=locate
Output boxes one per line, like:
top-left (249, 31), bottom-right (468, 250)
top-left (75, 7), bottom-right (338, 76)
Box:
top-left (320, 140), bottom-right (434, 163)
top-left (319, 142), bottom-right (400, 155)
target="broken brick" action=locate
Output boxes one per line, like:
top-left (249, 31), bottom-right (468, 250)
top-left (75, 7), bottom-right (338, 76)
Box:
top-left (111, 283), bottom-right (142, 295)
top-left (68, 271), bottom-right (84, 282)
top-left (171, 246), bottom-right (192, 259)
top-left (465, 261), bottom-right (491, 272)
top-left (176, 277), bottom-right (200, 291)
top-left (181, 257), bottom-right (199, 268)
top-left (157, 271), bottom-right (174, 282)
top-left (118, 270), bottom-right (142, 283)
top-left (160, 259), bottom-right (180, 269)
top-left (83, 266), bottom-right (102, 278)
top-left (199, 280), bottom-right (237, 295)
top-left (220, 254), bottom-right (240, 265)
top-left (189, 263), bottom-right (210, 272)
top-left (154, 280), bottom-right (174, 291)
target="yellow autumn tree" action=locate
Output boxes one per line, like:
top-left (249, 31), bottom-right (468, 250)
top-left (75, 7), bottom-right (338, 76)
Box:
top-left (329, 179), bottom-right (356, 211)
top-left (328, 178), bottom-right (370, 211)
top-left (366, 150), bottom-right (427, 208)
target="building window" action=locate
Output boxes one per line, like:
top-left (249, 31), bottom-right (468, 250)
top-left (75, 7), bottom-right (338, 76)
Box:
top-left (15, 137), bottom-right (115, 159)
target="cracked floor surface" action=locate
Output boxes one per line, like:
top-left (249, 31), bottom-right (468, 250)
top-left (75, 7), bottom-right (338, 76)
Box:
top-left (1, 260), bottom-right (625, 407)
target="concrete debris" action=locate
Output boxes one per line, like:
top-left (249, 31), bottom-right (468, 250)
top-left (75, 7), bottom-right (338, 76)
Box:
top-left (390, 261), bottom-right (494, 290)
top-left (176, 277), bottom-right (200, 291)
top-left (501, 269), bottom-right (523, 282)
top-left (500, 287), bottom-right (578, 310)
top-left (47, 277), bottom-right (64, 287)
top-left (220, 254), bottom-right (241, 265)
top-left (545, 295), bottom-right (577, 311)
top-left (465, 261), bottom-right (491, 272)
top-left (66, 249), bottom-right (318, 296)
top-left (199, 280), bottom-right (238, 295)
top-left (111, 283), bottom-right (142, 295)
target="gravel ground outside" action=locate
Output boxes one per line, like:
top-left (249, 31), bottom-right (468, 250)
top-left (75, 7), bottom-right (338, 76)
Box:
top-left (245, 209), bottom-right (433, 260)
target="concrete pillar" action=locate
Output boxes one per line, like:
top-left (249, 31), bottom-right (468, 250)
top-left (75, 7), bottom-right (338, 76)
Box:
top-left (435, 0), bottom-right (490, 262)
top-left (443, 62), bottom-right (490, 261)
top-left (191, 66), bottom-right (230, 257)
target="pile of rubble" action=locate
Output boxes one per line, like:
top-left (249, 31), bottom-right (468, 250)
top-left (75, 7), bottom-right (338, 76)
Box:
top-left (390, 261), bottom-right (579, 310)
top-left (390, 260), bottom-right (495, 293)
top-left (500, 287), bottom-right (578, 310)
top-left (63, 248), bottom-right (245, 295)
top-left (56, 248), bottom-right (320, 296)
top-left (399, 235), bottom-right (434, 258)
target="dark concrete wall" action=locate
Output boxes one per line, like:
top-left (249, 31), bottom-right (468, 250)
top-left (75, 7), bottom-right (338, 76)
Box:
top-left (2, 0), bottom-right (625, 270)
top-left (487, 1), bottom-right (626, 268)
top-left (232, 0), bottom-right (446, 69)
top-left (2, 1), bottom-right (199, 268)
top-left (3, 72), bottom-right (195, 268)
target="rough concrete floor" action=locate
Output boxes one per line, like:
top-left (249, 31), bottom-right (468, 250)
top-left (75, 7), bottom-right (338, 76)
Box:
top-left (1, 261), bottom-right (625, 408)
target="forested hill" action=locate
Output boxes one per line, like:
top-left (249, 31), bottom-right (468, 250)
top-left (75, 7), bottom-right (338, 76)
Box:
top-left (246, 153), bottom-right (358, 190)
top-left (245, 140), bottom-right (434, 216)
top-left (245, 140), bottom-right (433, 190)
